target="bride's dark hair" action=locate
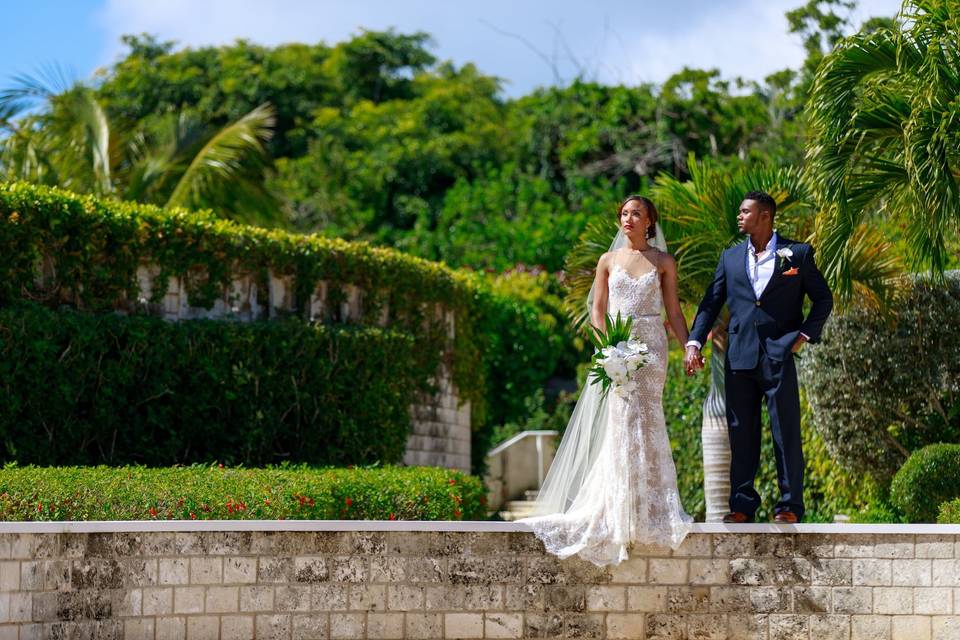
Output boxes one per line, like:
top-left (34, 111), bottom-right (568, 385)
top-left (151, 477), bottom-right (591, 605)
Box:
top-left (617, 195), bottom-right (659, 240)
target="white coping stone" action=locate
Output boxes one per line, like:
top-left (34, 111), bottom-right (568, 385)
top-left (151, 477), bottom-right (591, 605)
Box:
top-left (0, 521), bottom-right (959, 534)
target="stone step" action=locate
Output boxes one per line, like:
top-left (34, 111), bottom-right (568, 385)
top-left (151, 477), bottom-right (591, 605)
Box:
top-left (499, 501), bottom-right (542, 521)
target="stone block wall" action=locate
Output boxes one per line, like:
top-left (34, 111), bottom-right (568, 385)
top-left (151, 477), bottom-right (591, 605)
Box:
top-left (1, 525), bottom-right (959, 638)
top-left (133, 266), bottom-right (471, 473)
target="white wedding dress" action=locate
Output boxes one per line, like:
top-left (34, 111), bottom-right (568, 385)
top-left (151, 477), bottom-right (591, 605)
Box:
top-left (519, 260), bottom-right (693, 566)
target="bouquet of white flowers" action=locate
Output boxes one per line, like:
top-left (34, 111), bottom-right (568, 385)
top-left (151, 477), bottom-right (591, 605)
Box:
top-left (586, 312), bottom-right (651, 399)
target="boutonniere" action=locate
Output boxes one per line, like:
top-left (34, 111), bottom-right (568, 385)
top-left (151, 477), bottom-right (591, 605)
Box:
top-left (775, 246), bottom-right (796, 273)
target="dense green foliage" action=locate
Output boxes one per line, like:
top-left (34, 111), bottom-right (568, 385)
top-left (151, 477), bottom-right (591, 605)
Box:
top-left (890, 444), bottom-right (960, 523)
top-left (0, 183), bottom-right (559, 472)
top-left (31, 29), bottom-right (834, 271)
top-left (0, 464), bottom-right (485, 521)
top-left (0, 303), bottom-right (421, 466)
top-left (802, 272), bottom-right (960, 483)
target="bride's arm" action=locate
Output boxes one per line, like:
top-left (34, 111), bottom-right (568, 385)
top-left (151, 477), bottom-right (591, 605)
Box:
top-left (589, 253), bottom-right (611, 332)
top-left (660, 253), bottom-right (690, 344)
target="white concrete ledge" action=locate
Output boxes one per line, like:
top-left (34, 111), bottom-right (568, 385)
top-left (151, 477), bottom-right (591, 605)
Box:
top-left (0, 520), bottom-right (958, 534)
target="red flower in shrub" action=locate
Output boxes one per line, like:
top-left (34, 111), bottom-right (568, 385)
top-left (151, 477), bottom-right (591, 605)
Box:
top-left (149, 507), bottom-right (158, 518)
top-left (454, 510), bottom-right (462, 518)
top-left (448, 479), bottom-right (456, 486)
top-left (264, 499), bottom-right (271, 506)
top-left (344, 497), bottom-right (353, 507)
top-left (37, 503), bottom-right (42, 513)
top-left (388, 513), bottom-right (396, 520)
top-left (189, 512), bottom-right (197, 520)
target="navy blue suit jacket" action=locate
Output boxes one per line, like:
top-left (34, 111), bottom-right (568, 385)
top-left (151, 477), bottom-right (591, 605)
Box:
top-left (688, 237), bottom-right (834, 370)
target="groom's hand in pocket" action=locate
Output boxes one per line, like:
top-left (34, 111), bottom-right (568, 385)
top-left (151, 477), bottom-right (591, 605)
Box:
top-left (684, 346), bottom-right (705, 376)
top-left (791, 334), bottom-right (808, 353)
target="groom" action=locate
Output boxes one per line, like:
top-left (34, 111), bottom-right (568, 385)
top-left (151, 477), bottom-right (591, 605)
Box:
top-left (684, 191), bottom-right (833, 523)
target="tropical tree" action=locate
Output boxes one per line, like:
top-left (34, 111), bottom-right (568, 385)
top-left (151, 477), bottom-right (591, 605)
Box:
top-left (0, 74), bottom-right (277, 224)
top-left (805, 0), bottom-right (960, 302)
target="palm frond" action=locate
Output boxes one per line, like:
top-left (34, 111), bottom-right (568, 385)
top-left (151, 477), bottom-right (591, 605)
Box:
top-left (64, 89), bottom-right (113, 194)
top-left (0, 64), bottom-right (72, 119)
top-left (165, 103), bottom-right (277, 223)
top-left (806, 1), bottom-right (960, 288)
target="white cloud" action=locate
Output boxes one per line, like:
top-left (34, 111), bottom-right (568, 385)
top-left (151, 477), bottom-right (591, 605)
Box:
top-left (95, 0), bottom-right (904, 95)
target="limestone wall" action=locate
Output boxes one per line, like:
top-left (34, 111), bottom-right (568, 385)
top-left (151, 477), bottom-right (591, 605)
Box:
top-left (134, 266), bottom-right (471, 473)
top-left (1, 522), bottom-right (958, 639)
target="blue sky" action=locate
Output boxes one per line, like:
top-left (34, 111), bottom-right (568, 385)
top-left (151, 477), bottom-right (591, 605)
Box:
top-left (1, 0), bottom-right (902, 97)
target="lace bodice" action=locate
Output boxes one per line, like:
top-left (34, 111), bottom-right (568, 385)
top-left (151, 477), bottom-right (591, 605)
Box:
top-left (608, 264), bottom-right (664, 321)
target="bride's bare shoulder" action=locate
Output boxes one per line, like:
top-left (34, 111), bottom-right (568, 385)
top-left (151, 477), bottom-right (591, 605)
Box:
top-left (656, 250), bottom-right (677, 273)
top-left (597, 250), bottom-right (618, 268)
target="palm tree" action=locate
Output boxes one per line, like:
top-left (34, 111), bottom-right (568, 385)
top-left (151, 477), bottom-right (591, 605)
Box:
top-left (564, 155), bottom-right (899, 520)
top-left (805, 0), bottom-right (960, 302)
top-left (0, 72), bottom-right (277, 225)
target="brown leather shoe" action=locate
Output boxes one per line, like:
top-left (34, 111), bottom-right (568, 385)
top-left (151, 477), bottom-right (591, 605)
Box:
top-left (722, 511), bottom-right (753, 524)
top-left (773, 511), bottom-right (799, 524)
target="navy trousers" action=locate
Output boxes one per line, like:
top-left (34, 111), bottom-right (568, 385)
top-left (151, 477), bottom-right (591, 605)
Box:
top-left (724, 351), bottom-right (804, 520)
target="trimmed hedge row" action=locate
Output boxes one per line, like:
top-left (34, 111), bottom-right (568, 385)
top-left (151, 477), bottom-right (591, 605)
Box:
top-left (0, 182), bottom-right (560, 470)
top-left (890, 444), bottom-right (960, 523)
top-left (0, 464), bottom-right (485, 521)
top-left (0, 303), bottom-right (422, 467)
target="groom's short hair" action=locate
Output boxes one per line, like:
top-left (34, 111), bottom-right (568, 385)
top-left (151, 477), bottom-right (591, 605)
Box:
top-left (744, 191), bottom-right (777, 222)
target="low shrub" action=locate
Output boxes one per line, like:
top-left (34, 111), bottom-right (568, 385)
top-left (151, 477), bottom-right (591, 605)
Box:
top-left (890, 444), bottom-right (960, 522)
top-left (938, 498), bottom-right (960, 524)
top-left (0, 464), bottom-right (485, 521)
top-left (0, 303), bottom-right (422, 467)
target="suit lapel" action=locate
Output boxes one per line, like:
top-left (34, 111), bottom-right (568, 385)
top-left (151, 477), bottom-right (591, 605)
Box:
top-left (735, 240), bottom-right (756, 297)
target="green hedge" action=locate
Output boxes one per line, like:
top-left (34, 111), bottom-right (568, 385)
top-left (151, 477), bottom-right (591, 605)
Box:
top-left (0, 182), bottom-right (559, 472)
top-left (890, 444), bottom-right (960, 523)
top-left (0, 464), bottom-right (485, 521)
top-left (0, 303), bottom-right (422, 467)
top-left (801, 272), bottom-right (960, 483)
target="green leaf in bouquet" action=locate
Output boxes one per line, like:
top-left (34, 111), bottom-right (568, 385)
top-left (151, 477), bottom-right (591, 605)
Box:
top-left (586, 312), bottom-right (635, 394)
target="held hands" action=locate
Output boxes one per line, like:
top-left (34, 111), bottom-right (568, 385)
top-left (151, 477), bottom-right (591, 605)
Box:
top-left (684, 346), bottom-right (705, 376)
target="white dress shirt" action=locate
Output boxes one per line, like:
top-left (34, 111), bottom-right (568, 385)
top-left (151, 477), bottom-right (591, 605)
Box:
top-left (746, 231), bottom-right (778, 299)
top-left (686, 232), bottom-right (807, 350)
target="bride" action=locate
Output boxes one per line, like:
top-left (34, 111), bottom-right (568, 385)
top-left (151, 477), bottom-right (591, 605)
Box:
top-left (519, 195), bottom-right (694, 566)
